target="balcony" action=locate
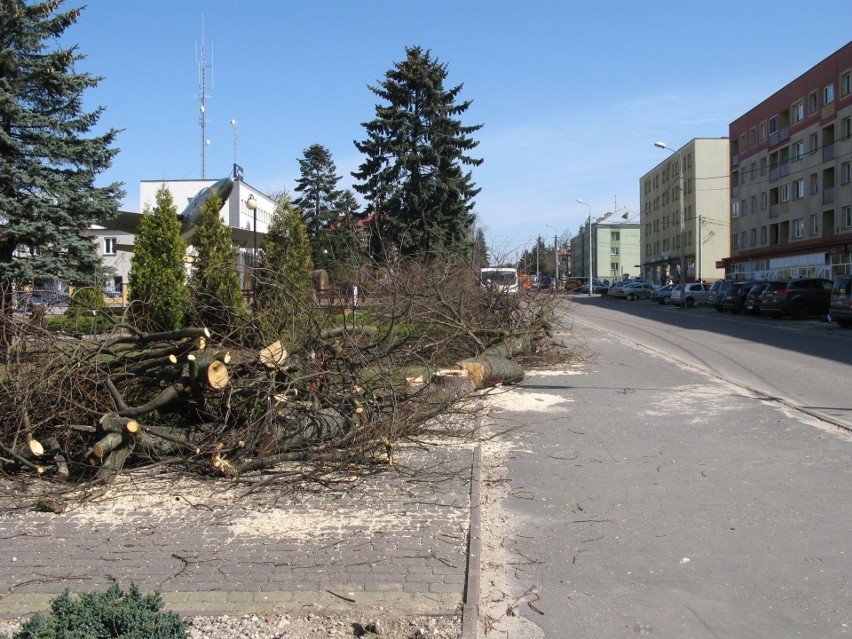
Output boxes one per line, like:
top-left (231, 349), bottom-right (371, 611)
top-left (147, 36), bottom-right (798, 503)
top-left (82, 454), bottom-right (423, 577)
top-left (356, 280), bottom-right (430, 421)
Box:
top-left (779, 127), bottom-right (790, 143)
top-left (769, 166), bottom-right (779, 182)
top-left (731, 153), bottom-right (739, 167)
top-left (823, 143), bottom-right (835, 162)
top-left (732, 185), bottom-right (740, 198)
top-left (769, 131), bottom-right (779, 146)
top-left (823, 187), bottom-right (835, 205)
top-left (780, 162), bottom-right (790, 178)
top-left (769, 204), bottom-right (780, 218)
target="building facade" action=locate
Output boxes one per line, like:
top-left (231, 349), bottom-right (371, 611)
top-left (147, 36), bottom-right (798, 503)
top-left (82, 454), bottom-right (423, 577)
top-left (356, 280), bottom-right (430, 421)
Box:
top-left (570, 220), bottom-right (641, 282)
top-left (640, 138), bottom-right (730, 284)
top-left (727, 42), bottom-right (852, 281)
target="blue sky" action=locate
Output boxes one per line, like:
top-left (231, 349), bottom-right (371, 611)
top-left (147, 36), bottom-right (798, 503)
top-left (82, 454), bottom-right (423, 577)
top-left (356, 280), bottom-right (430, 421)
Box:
top-left (67, 0), bottom-right (851, 260)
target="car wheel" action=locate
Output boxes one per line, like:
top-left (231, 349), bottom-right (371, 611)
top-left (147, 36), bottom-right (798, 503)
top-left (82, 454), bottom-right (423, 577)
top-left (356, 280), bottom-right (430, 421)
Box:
top-left (837, 319), bottom-right (852, 328)
top-left (684, 297), bottom-right (695, 308)
top-left (790, 303), bottom-right (807, 320)
top-left (627, 293), bottom-right (635, 301)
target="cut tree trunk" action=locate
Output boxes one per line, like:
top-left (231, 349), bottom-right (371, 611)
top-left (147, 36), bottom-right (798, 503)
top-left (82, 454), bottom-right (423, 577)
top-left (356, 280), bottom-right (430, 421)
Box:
top-left (456, 356), bottom-right (525, 390)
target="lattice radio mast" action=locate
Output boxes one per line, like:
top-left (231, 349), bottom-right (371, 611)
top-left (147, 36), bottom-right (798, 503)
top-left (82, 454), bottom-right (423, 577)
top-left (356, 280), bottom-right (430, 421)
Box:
top-left (196, 17), bottom-right (213, 179)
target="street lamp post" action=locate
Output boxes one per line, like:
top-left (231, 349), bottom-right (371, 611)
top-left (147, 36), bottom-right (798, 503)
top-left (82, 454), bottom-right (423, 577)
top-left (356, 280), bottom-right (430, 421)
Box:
top-left (576, 199), bottom-right (592, 297)
top-left (246, 194), bottom-right (258, 300)
top-left (655, 142), bottom-right (687, 291)
top-left (546, 223), bottom-right (558, 292)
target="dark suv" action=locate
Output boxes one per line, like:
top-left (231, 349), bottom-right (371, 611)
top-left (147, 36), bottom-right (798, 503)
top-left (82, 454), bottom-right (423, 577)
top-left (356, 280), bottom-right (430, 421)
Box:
top-left (830, 274), bottom-right (852, 327)
top-left (760, 278), bottom-right (833, 319)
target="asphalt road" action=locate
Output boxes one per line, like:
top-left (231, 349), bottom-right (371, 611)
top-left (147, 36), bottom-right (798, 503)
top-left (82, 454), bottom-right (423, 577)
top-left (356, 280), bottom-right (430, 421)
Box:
top-left (482, 296), bottom-right (851, 638)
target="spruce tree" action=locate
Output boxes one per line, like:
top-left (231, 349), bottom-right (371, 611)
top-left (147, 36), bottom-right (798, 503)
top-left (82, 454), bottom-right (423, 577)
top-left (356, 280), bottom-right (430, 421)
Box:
top-left (128, 187), bottom-right (189, 330)
top-left (293, 144), bottom-right (342, 237)
top-left (352, 46), bottom-right (482, 260)
top-left (0, 1), bottom-right (122, 292)
top-left (188, 192), bottom-right (244, 335)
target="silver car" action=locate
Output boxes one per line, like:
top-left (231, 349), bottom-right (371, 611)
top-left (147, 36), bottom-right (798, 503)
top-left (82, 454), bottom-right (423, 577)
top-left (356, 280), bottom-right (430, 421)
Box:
top-left (670, 282), bottom-right (711, 308)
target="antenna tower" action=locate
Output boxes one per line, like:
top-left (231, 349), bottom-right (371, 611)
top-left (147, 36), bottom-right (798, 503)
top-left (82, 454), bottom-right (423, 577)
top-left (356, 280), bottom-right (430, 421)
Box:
top-left (197, 17), bottom-right (213, 179)
top-left (230, 119), bottom-right (238, 166)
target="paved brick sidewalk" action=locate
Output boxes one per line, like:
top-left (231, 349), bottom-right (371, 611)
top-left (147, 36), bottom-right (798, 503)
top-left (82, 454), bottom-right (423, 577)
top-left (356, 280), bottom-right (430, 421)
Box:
top-left (0, 443), bottom-right (475, 619)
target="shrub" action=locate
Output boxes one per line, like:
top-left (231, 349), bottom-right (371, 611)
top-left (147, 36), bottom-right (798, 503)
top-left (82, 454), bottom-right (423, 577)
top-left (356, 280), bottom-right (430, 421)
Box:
top-left (12, 583), bottom-right (187, 639)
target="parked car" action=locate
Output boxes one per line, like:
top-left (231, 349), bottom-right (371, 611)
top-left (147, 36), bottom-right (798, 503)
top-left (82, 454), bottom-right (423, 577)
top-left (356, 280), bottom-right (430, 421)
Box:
top-left (538, 275), bottom-right (552, 290)
top-left (605, 281), bottom-right (627, 297)
top-left (759, 278), bottom-right (833, 319)
top-left (830, 274), bottom-right (852, 327)
top-left (650, 283), bottom-right (676, 304)
top-left (718, 281), bottom-right (755, 313)
top-left (614, 282), bottom-right (655, 301)
top-left (743, 281), bottom-right (772, 315)
top-left (670, 282), bottom-right (711, 308)
top-left (707, 280), bottom-right (724, 308)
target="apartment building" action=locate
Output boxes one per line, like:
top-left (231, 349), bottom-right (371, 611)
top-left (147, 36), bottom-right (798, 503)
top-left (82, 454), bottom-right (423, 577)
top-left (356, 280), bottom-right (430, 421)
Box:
top-left (727, 41), bottom-right (852, 280)
top-left (640, 138), bottom-right (730, 285)
top-left (570, 220), bottom-right (640, 281)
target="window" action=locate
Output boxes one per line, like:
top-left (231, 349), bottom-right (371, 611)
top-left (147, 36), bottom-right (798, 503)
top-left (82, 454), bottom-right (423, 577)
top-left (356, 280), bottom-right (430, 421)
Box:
top-left (760, 226), bottom-right (767, 244)
top-left (844, 117), bottom-right (852, 140)
top-left (750, 229), bottom-right (757, 246)
top-left (793, 140), bottom-right (804, 160)
top-left (731, 201), bottom-right (741, 218)
top-left (740, 133), bottom-right (747, 151)
top-left (761, 192), bottom-right (768, 210)
top-left (792, 101), bottom-right (804, 123)
top-left (769, 115), bottom-right (779, 134)
top-left (810, 173), bottom-right (819, 194)
top-left (731, 234), bottom-right (739, 249)
top-left (842, 71), bottom-right (852, 98)
top-left (793, 179), bottom-right (805, 199)
top-left (780, 184), bottom-right (790, 202)
top-left (843, 161), bottom-right (852, 185)
top-left (760, 157), bottom-right (767, 175)
top-left (740, 231), bottom-right (747, 247)
top-left (750, 162), bottom-right (756, 180)
top-left (611, 231), bottom-right (620, 241)
top-left (824, 83), bottom-right (835, 105)
top-left (760, 121), bottom-right (767, 141)
top-left (843, 206), bottom-right (852, 229)
top-left (750, 127), bottom-right (757, 146)
top-left (810, 214), bottom-right (819, 236)
top-left (741, 199), bottom-right (747, 215)
top-left (611, 247), bottom-right (619, 256)
top-left (611, 263), bottom-right (619, 272)
top-left (751, 195), bottom-right (757, 213)
top-left (104, 237), bottom-right (117, 255)
top-left (809, 132), bottom-right (819, 153)
top-left (808, 91), bottom-right (818, 114)
top-left (793, 218), bottom-right (804, 238)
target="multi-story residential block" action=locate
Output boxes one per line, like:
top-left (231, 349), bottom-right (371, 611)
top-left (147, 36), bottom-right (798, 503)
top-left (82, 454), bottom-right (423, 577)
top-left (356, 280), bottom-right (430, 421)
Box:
top-left (570, 219), bottom-right (641, 282)
top-left (727, 41), bottom-right (852, 280)
top-left (640, 138), bottom-right (730, 285)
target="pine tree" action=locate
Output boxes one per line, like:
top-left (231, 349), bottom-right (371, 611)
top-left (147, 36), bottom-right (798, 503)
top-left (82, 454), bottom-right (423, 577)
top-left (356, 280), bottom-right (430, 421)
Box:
top-left (352, 46), bottom-right (482, 260)
top-left (0, 1), bottom-right (122, 292)
top-left (128, 187), bottom-right (189, 330)
top-left (188, 192), bottom-right (244, 335)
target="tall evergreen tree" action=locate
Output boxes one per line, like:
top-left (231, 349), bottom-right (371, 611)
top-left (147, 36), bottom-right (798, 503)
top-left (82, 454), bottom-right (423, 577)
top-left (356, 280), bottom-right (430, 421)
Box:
top-left (128, 187), bottom-right (189, 330)
top-left (188, 192), bottom-right (244, 335)
top-left (352, 46), bottom-right (483, 259)
top-left (293, 144), bottom-right (342, 237)
top-left (472, 227), bottom-right (489, 269)
top-left (0, 1), bottom-right (122, 292)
